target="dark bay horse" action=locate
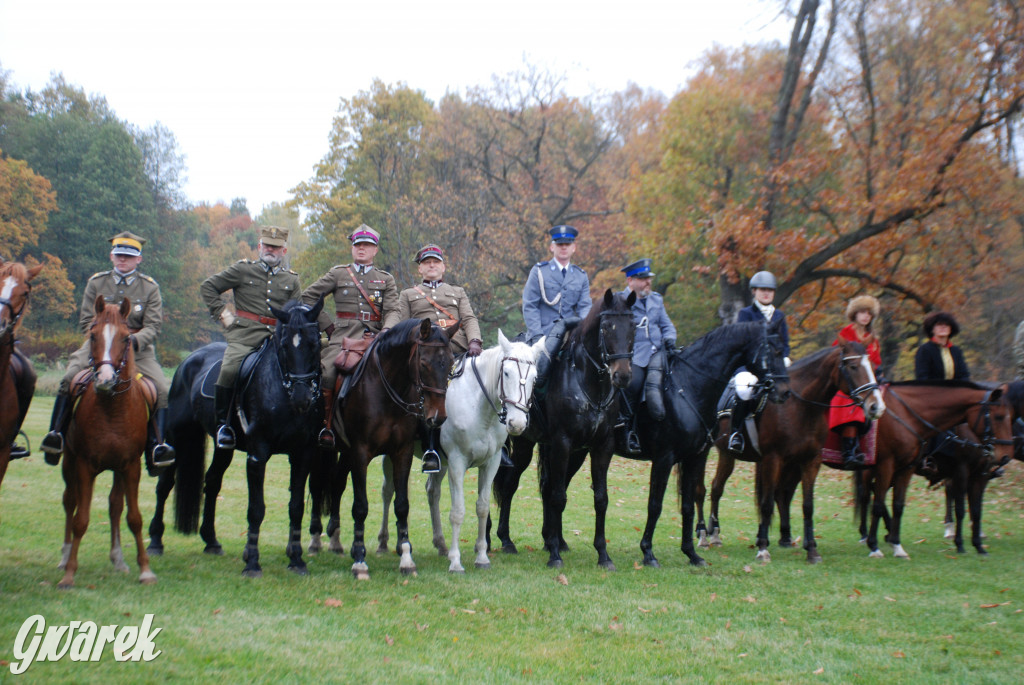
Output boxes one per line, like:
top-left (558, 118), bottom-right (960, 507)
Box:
top-left (855, 381), bottom-right (1014, 559)
top-left (319, 318), bottom-right (454, 580)
top-left (153, 299), bottom-right (324, 577)
top-left (58, 297), bottom-right (156, 588)
top-left (696, 341), bottom-right (885, 563)
top-left (0, 260), bottom-right (42, 503)
top-left (492, 289), bottom-right (636, 569)
top-left (623, 320), bottom-right (790, 567)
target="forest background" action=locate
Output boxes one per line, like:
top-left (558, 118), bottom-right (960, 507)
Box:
top-left (2, 0), bottom-right (1022, 382)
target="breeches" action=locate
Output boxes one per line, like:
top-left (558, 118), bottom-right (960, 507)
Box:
top-left (216, 341), bottom-right (257, 389)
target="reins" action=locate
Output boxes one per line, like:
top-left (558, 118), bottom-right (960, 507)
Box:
top-left (375, 337), bottom-right (449, 418)
top-left (569, 309), bottom-right (633, 412)
top-left (471, 353), bottom-right (535, 425)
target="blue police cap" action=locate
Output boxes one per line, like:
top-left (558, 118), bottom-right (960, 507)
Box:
top-left (549, 225), bottom-right (579, 244)
top-left (621, 258), bottom-right (654, 279)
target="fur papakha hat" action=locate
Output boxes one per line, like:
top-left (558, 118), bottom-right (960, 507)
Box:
top-left (845, 295), bottom-right (880, 321)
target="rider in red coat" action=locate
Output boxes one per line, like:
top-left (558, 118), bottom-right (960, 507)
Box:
top-left (829, 295), bottom-right (882, 467)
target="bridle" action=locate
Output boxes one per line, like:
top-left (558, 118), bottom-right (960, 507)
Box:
top-left (572, 308), bottom-right (634, 412)
top-left (0, 278), bottom-right (31, 341)
top-left (886, 386), bottom-right (1012, 457)
top-left (790, 351), bottom-right (878, 409)
top-left (275, 318), bottom-right (322, 401)
top-left (88, 326), bottom-right (134, 395)
top-left (471, 352), bottom-right (535, 425)
top-left (376, 335), bottom-right (450, 418)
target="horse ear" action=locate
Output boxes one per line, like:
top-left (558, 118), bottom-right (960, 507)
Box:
top-left (27, 263), bottom-right (44, 281)
top-left (95, 294), bottom-right (106, 316)
top-left (119, 297), bottom-right (132, 320)
top-left (990, 387), bottom-right (1004, 402)
top-left (269, 303), bottom-right (287, 322)
top-left (441, 320), bottom-right (461, 341)
top-left (420, 318), bottom-right (432, 340)
top-left (498, 329), bottom-right (510, 353)
top-left (604, 289), bottom-right (614, 307)
top-left (310, 294), bottom-right (325, 320)
top-left (625, 290), bottom-right (637, 307)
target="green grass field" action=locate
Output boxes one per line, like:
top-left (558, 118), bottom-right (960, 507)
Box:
top-left (1, 397), bottom-right (1022, 683)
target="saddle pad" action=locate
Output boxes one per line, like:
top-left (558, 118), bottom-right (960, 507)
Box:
top-left (821, 420), bottom-right (878, 468)
top-left (198, 339), bottom-right (268, 400)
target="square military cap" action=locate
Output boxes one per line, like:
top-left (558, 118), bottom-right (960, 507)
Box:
top-left (109, 231), bottom-right (146, 256)
top-left (350, 224), bottom-right (380, 246)
top-left (549, 225), bottom-right (579, 244)
top-left (621, 258), bottom-right (654, 279)
top-left (260, 225), bottom-right (289, 247)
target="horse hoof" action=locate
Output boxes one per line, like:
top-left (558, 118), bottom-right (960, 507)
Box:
top-left (868, 549), bottom-right (884, 558)
top-left (57, 582), bottom-right (74, 590)
top-left (475, 561), bottom-right (491, 570)
top-left (976, 549), bottom-right (989, 557)
top-left (139, 571), bottom-right (158, 585)
top-left (778, 539), bottom-right (795, 549)
top-left (351, 562), bottom-right (369, 580)
top-left (644, 559), bottom-right (661, 568)
top-left (756, 550), bottom-right (771, 563)
top-left (375, 545), bottom-right (389, 556)
top-left (307, 544), bottom-right (321, 555)
top-left (330, 545), bottom-right (345, 555)
top-left (449, 567), bottom-right (466, 574)
top-left (807, 552), bottom-right (822, 565)
top-left (599, 561), bottom-right (617, 572)
top-left (436, 546), bottom-right (449, 557)
top-left (501, 543), bottom-right (518, 554)
top-left (956, 546), bottom-right (967, 554)
top-left (697, 534), bottom-right (710, 550)
top-left (689, 557), bottom-right (708, 568)
top-left (146, 545), bottom-right (163, 557)
top-left (547, 559), bottom-right (564, 569)
top-left (400, 565), bottom-right (417, 576)
top-left (241, 568), bottom-right (263, 578)
top-left (205, 545), bottom-right (224, 556)
top-left (288, 564), bottom-right (309, 576)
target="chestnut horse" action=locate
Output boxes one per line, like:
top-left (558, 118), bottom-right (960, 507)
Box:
top-left (318, 318), bottom-right (454, 580)
top-left (58, 297), bottom-right (156, 588)
top-left (856, 381), bottom-right (1014, 558)
top-left (0, 260), bottom-right (43, 504)
top-left (696, 341), bottom-right (885, 563)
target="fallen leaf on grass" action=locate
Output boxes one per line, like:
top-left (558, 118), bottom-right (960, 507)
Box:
top-left (710, 593), bottom-right (717, 602)
top-left (416, 623), bottom-right (428, 631)
top-left (462, 609), bottom-right (476, 614)
top-left (892, 650), bottom-right (904, 658)
top-left (556, 573), bottom-right (569, 586)
top-left (884, 597), bottom-right (896, 602)
top-left (609, 622), bottom-right (623, 631)
top-left (639, 607), bottom-right (650, 614)
top-left (323, 598), bottom-right (343, 608)
top-left (743, 595), bottom-right (757, 603)
top-left (743, 565), bottom-right (753, 573)
top-left (213, 608), bottom-right (222, 614)
top-left (980, 602), bottom-right (1011, 609)
top-left (634, 561), bottom-right (643, 570)
top-left (813, 667), bottom-right (824, 674)
top-left (385, 635), bottom-right (394, 646)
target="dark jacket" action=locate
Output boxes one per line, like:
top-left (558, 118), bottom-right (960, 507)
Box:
top-left (737, 304), bottom-right (790, 358)
top-left (914, 341), bottom-right (970, 380)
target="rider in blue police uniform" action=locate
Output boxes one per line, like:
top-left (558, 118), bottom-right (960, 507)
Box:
top-left (727, 270), bottom-right (791, 452)
top-left (616, 259), bottom-right (677, 455)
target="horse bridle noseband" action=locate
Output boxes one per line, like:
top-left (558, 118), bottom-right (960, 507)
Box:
top-left (276, 320), bottom-right (322, 400)
top-left (376, 337), bottom-right (449, 418)
top-left (472, 354), bottom-right (535, 425)
top-left (887, 386), bottom-right (1012, 457)
top-left (790, 352), bottom-right (878, 409)
top-left (88, 329), bottom-right (135, 394)
top-left (573, 309), bottom-right (634, 411)
top-left (0, 280), bottom-right (31, 339)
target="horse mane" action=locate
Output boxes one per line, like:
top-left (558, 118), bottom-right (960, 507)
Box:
top-left (1004, 379), bottom-right (1024, 407)
top-left (566, 294), bottom-right (607, 345)
top-left (376, 318), bottom-right (446, 356)
top-left (888, 379), bottom-right (989, 391)
top-left (0, 261), bottom-right (28, 281)
top-left (680, 321), bottom-right (764, 359)
top-left (787, 346), bottom-right (833, 371)
top-left (92, 301), bottom-right (126, 328)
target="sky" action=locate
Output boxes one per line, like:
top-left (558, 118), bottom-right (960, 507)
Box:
top-left (0, 0), bottom-right (790, 216)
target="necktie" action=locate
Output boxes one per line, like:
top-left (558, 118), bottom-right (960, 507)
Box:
top-left (561, 267), bottom-right (567, 277)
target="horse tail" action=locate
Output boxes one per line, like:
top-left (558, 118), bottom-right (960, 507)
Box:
top-left (308, 447), bottom-right (337, 518)
top-left (172, 422), bottom-right (206, 534)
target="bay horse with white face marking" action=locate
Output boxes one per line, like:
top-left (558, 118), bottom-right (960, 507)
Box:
top-left (0, 260), bottom-right (42, 505)
top-left (856, 381), bottom-right (1014, 559)
top-left (58, 297), bottom-right (156, 589)
top-left (696, 341), bottom-right (884, 563)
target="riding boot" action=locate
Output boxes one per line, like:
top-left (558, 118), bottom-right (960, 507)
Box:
top-left (615, 389), bottom-right (642, 456)
top-left (986, 455), bottom-right (1010, 480)
top-left (41, 392), bottom-right (72, 465)
top-left (534, 317), bottom-right (581, 390)
top-left (319, 385), bottom-right (336, 448)
top-left (9, 432), bottom-right (30, 460)
top-left (10, 351), bottom-right (33, 458)
top-left (145, 408), bottom-right (176, 476)
top-left (644, 350), bottom-right (666, 421)
top-left (499, 437), bottom-right (514, 468)
top-left (214, 385), bottom-right (236, 450)
top-left (727, 400), bottom-right (747, 453)
top-left (839, 436), bottom-right (865, 468)
top-left (422, 426), bottom-right (441, 474)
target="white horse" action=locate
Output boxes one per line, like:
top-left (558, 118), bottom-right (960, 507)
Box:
top-left (377, 330), bottom-right (543, 572)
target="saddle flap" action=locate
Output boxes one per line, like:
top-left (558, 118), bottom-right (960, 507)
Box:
top-left (333, 332), bottom-right (375, 374)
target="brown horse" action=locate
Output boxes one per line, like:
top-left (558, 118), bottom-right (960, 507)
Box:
top-left (697, 341), bottom-right (885, 563)
top-left (324, 318), bottom-right (454, 580)
top-left (856, 381), bottom-right (1014, 559)
top-left (57, 296), bottom-right (156, 588)
top-left (0, 260), bottom-right (43, 504)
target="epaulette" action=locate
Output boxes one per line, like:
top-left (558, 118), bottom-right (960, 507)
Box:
top-left (288, 269), bottom-right (298, 275)
top-left (374, 267), bottom-right (392, 276)
top-left (139, 273), bottom-right (157, 284)
top-left (536, 261), bottom-right (550, 267)
top-left (89, 270), bottom-right (111, 280)
top-left (570, 264), bottom-right (586, 274)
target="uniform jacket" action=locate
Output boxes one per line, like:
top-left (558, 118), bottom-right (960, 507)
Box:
top-left (522, 261), bottom-right (592, 341)
top-left (201, 259), bottom-right (301, 347)
top-left (301, 263), bottom-right (400, 342)
top-left (834, 323), bottom-right (882, 369)
top-left (81, 270), bottom-right (163, 362)
top-left (396, 281), bottom-right (481, 354)
top-left (1014, 320), bottom-right (1024, 380)
top-left (622, 288), bottom-right (676, 368)
top-left (737, 303), bottom-right (790, 358)
top-left (914, 341), bottom-right (970, 381)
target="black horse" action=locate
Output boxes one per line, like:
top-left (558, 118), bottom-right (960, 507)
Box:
top-left (619, 320), bottom-right (790, 567)
top-left (147, 299), bottom-right (324, 577)
top-left (493, 289), bottom-right (636, 569)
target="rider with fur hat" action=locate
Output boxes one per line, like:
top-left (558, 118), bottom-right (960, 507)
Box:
top-left (828, 295), bottom-right (882, 467)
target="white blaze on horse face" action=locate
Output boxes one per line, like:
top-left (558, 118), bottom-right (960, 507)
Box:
top-left (860, 355), bottom-right (886, 418)
top-left (291, 332), bottom-right (301, 348)
top-left (1, 275), bottom-right (16, 302)
top-left (95, 323), bottom-right (117, 384)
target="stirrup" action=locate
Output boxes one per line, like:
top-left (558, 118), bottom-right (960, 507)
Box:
top-left (151, 444), bottom-right (176, 468)
top-left (626, 430), bottom-right (642, 455)
top-left (727, 431), bottom-right (744, 453)
top-left (422, 449), bottom-right (441, 474)
top-left (499, 444), bottom-right (514, 468)
top-left (318, 427), bottom-right (335, 449)
top-left (41, 431), bottom-right (64, 465)
top-left (10, 432), bottom-right (30, 460)
top-left (215, 425), bottom-right (236, 450)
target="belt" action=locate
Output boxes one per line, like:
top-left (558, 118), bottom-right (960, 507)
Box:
top-left (337, 311), bottom-right (381, 322)
top-left (436, 318), bottom-right (454, 327)
top-left (236, 309), bottom-right (278, 326)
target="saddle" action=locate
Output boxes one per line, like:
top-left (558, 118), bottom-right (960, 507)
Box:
top-left (69, 368), bottom-right (158, 416)
top-left (198, 338), bottom-right (270, 403)
top-left (333, 331), bottom-right (376, 375)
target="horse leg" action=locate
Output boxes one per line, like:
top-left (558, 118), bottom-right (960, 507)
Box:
top-left (446, 457), bottom-right (467, 573)
top-left (147, 464), bottom-right (176, 556)
top-left (327, 457), bottom-right (348, 554)
top-left (967, 472), bottom-right (988, 555)
top-left (474, 457), bottom-right (501, 570)
top-left (800, 461), bottom-right (823, 564)
top-left (707, 453), bottom-right (735, 548)
top-left (887, 469), bottom-right (913, 559)
top-left (678, 454), bottom-right (708, 567)
top-left (563, 449), bottom-right (588, 553)
top-left (943, 482), bottom-right (955, 540)
top-left (426, 463), bottom-right (449, 557)
top-left (775, 468), bottom-right (799, 548)
top-left (200, 447), bottom-right (234, 555)
top-left (308, 469), bottom-right (324, 555)
top-left (59, 467), bottom-right (77, 571)
top-left (948, 469), bottom-right (967, 554)
top-left (639, 453), bottom-right (673, 568)
top-left (390, 447), bottom-right (417, 575)
top-left (285, 451), bottom-right (310, 575)
top-left (695, 473), bottom-right (707, 548)
top-left (540, 441), bottom-right (570, 568)
top-left (376, 455), bottom-right (394, 555)
top-left (123, 461), bottom-right (156, 584)
top-left (754, 457), bottom-right (781, 563)
top-left (492, 436), bottom-right (533, 554)
top-left (349, 455), bottom-right (371, 580)
top-left (59, 463), bottom-right (96, 589)
top-left (241, 455), bottom-right (267, 578)
top-left (108, 474), bottom-right (129, 572)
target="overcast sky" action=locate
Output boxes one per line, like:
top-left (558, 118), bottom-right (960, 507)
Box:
top-left (1, 0), bottom-right (790, 215)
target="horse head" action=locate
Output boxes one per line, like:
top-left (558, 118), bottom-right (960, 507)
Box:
top-left (572, 289), bottom-right (635, 388)
top-left (269, 298), bottom-right (324, 414)
top-left (497, 329), bottom-right (539, 436)
top-left (0, 261), bottom-right (43, 340)
top-left (89, 296), bottom-right (134, 396)
top-left (834, 340), bottom-right (885, 420)
top-left (750, 319), bottom-right (790, 403)
top-left (965, 384), bottom-right (1016, 466)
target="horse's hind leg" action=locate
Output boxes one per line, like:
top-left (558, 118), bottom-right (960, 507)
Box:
top-left (446, 460), bottom-right (467, 573)
top-left (425, 465), bottom-right (449, 557)
top-left (376, 455), bottom-right (395, 555)
top-left (800, 462), bottom-right (822, 564)
top-left (200, 447), bottom-right (234, 555)
top-left (124, 463), bottom-right (156, 584)
top-left (390, 449), bottom-right (417, 575)
top-left (707, 453), bottom-right (736, 547)
top-left (640, 454), bottom-right (674, 568)
top-left (285, 451), bottom-right (311, 575)
top-left (241, 456), bottom-right (267, 578)
top-left (968, 473), bottom-right (988, 555)
top-left (109, 474), bottom-right (129, 572)
top-left (776, 468), bottom-right (799, 548)
top-left (493, 436), bottom-right (533, 554)
top-left (327, 457), bottom-right (348, 554)
top-left (147, 465), bottom-right (176, 555)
